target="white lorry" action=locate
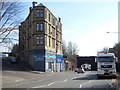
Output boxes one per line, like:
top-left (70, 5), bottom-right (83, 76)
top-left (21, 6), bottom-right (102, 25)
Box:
top-left (96, 52), bottom-right (118, 78)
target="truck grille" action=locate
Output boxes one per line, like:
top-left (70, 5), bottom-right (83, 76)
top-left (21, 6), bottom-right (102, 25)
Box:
top-left (101, 65), bottom-right (112, 68)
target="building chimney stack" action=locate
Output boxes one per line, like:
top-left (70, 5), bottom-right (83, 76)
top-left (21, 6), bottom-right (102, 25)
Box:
top-left (29, 7), bottom-right (32, 13)
top-left (59, 17), bottom-right (61, 22)
top-left (32, 1), bottom-right (37, 7)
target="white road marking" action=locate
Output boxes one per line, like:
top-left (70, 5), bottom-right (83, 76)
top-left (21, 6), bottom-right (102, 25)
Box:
top-left (15, 79), bottom-right (24, 82)
top-left (109, 79), bottom-right (116, 88)
top-left (80, 77), bottom-right (114, 88)
top-left (71, 77), bottom-right (77, 80)
top-left (79, 79), bottom-right (95, 88)
top-left (8, 74), bottom-right (67, 88)
top-left (34, 71), bottom-right (93, 88)
top-left (32, 79), bottom-right (67, 88)
top-left (109, 82), bottom-right (113, 88)
top-left (71, 71), bottom-right (90, 80)
top-left (56, 79), bottom-right (67, 83)
top-left (79, 84), bottom-right (82, 88)
top-left (48, 82), bottom-right (55, 86)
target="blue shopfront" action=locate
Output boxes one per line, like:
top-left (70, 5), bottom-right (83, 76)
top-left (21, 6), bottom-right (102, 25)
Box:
top-left (33, 53), bottom-right (45, 71)
top-left (56, 55), bottom-right (63, 72)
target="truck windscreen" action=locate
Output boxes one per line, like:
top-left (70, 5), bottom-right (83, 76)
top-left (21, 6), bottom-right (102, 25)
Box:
top-left (97, 57), bottom-right (114, 62)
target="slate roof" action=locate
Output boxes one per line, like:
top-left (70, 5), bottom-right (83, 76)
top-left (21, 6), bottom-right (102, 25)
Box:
top-left (37, 3), bottom-right (45, 7)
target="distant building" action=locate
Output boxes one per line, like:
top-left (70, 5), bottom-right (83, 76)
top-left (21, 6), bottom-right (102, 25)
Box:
top-left (77, 56), bottom-right (97, 71)
top-left (19, 2), bottom-right (63, 72)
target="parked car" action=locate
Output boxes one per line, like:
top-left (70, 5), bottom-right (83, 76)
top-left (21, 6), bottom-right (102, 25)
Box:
top-left (74, 68), bottom-right (79, 72)
top-left (11, 58), bottom-right (17, 63)
top-left (77, 67), bottom-right (84, 73)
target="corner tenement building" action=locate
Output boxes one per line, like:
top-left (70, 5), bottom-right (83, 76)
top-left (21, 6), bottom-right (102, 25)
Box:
top-left (19, 2), bottom-right (63, 72)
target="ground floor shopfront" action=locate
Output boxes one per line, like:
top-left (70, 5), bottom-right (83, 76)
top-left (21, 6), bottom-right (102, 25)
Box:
top-left (56, 55), bottom-right (63, 72)
top-left (20, 49), bottom-right (63, 72)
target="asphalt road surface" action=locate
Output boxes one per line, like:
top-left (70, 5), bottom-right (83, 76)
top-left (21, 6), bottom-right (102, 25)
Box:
top-left (3, 71), bottom-right (116, 88)
top-left (2, 57), bottom-right (116, 89)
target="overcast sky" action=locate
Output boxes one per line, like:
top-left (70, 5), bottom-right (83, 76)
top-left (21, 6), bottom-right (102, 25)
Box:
top-left (1, 1), bottom-right (118, 56)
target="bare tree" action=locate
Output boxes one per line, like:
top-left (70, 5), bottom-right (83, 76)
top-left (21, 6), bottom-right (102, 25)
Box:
top-left (10, 44), bottom-right (19, 57)
top-left (62, 40), bottom-right (67, 56)
top-left (62, 41), bottom-right (79, 68)
top-left (0, 1), bottom-right (25, 43)
top-left (67, 41), bottom-right (79, 55)
top-left (112, 42), bottom-right (120, 60)
top-left (109, 42), bottom-right (120, 72)
top-left (97, 47), bottom-right (109, 53)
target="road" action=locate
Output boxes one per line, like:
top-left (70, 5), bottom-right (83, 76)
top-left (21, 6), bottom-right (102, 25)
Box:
top-left (2, 57), bottom-right (116, 89)
top-left (3, 71), bottom-right (116, 88)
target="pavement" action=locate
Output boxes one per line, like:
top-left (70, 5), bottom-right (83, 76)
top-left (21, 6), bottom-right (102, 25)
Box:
top-left (2, 60), bottom-right (71, 87)
top-left (2, 66), bottom-right (55, 85)
top-left (114, 72), bottom-right (120, 90)
top-left (2, 57), bottom-right (46, 86)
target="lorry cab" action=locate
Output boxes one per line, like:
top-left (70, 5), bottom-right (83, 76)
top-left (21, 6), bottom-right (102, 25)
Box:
top-left (96, 52), bottom-right (117, 78)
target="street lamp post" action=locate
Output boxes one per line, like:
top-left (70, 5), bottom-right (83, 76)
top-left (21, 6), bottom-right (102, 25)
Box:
top-left (107, 32), bottom-right (120, 33)
top-left (107, 32), bottom-right (120, 42)
top-left (107, 31), bottom-right (120, 70)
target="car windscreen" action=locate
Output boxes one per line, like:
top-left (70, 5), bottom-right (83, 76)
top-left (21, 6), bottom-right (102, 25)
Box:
top-left (97, 56), bottom-right (114, 62)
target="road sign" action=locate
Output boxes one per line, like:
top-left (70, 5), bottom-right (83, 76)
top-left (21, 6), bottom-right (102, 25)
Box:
top-left (63, 58), bottom-right (67, 64)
